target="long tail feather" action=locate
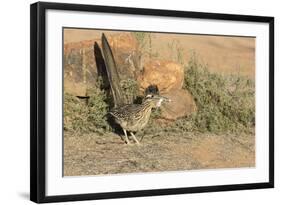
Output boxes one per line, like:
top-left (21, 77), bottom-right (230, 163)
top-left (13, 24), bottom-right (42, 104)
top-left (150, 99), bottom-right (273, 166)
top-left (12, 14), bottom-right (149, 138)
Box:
top-left (101, 33), bottom-right (125, 107)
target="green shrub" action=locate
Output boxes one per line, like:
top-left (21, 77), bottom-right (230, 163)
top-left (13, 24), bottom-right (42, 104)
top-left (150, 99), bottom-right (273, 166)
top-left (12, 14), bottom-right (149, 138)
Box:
top-left (183, 54), bottom-right (255, 133)
top-left (64, 85), bottom-right (110, 135)
top-left (120, 78), bottom-right (139, 104)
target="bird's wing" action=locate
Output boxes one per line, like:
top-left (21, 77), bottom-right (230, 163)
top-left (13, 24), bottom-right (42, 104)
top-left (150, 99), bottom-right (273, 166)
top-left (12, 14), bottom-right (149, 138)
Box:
top-left (101, 33), bottom-right (125, 107)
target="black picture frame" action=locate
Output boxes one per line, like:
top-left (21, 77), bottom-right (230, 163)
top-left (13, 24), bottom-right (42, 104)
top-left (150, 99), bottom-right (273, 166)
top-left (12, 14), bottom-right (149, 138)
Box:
top-left (30, 1), bottom-right (274, 203)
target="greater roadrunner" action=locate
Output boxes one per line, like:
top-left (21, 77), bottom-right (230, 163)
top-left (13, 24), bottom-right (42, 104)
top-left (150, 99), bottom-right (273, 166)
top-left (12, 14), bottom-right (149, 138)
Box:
top-left (100, 33), bottom-right (171, 144)
top-left (109, 94), bottom-right (170, 144)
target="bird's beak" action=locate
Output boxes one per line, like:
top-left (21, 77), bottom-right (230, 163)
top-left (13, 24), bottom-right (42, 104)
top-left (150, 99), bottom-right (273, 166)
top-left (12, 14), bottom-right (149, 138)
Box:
top-left (160, 96), bottom-right (172, 102)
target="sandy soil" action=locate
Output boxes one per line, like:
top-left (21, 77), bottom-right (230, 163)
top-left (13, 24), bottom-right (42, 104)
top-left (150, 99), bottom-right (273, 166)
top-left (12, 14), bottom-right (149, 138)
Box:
top-left (64, 132), bottom-right (255, 176)
top-left (64, 28), bottom-right (255, 78)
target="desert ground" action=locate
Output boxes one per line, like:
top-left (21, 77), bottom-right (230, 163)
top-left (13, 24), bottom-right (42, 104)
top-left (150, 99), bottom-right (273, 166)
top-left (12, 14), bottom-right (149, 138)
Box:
top-left (64, 132), bottom-right (254, 176)
top-left (63, 29), bottom-right (255, 176)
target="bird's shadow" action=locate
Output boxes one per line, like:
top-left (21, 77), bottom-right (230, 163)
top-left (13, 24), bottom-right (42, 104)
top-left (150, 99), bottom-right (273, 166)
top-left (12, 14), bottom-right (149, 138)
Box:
top-left (106, 114), bottom-right (123, 135)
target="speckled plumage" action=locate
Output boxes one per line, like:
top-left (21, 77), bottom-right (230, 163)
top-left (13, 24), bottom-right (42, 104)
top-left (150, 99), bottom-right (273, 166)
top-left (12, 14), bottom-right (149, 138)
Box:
top-left (109, 100), bottom-right (154, 132)
top-left (109, 95), bottom-right (168, 144)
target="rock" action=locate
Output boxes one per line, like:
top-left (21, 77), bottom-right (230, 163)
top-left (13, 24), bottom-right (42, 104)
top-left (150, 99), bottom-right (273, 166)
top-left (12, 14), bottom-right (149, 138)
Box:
top-left (107, 33), bottom-right (141, 78)
top-left (160, 89), bottom-right (197, 120)
top-left (107, 33), bottom-right (139, 54)
top-left (137, 60), bottom-right (184, 93)
top-left (63, 33), bottom-right (141, 96)
top-left (64, 79), bottom-right (88, 97)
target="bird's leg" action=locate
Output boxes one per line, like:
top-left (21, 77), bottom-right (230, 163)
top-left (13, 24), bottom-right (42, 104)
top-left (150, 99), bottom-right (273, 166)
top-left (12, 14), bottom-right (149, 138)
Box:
top-left (130, 132), bottom-right (140, 145)
top-left (123, 129), bottom-right (130, 144)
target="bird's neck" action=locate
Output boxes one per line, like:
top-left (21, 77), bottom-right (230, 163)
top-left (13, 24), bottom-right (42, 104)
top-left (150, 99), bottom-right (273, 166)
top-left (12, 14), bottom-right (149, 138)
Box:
top-left (142, 100), bottom-right (155, 110)
top-left (139, 101), bottom-right (154, 121)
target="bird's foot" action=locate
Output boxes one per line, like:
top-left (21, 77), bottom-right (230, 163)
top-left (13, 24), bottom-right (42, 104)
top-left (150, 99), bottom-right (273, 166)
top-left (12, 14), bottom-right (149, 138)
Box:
top-left (130, 132), bottom-right (140, 145)
top-left (125, 140), bottom-right (131, 145)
